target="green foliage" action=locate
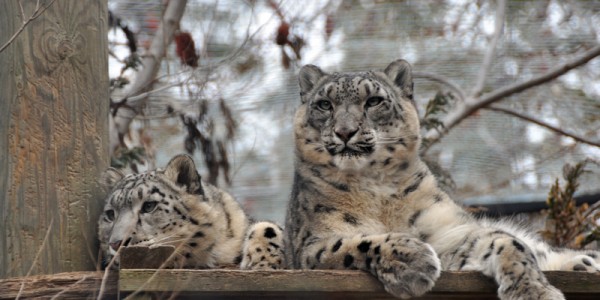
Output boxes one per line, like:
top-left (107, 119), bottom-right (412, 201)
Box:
top-left (541, 160), bottom-right (600, 249)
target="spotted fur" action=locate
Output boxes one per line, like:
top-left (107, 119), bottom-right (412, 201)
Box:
top-left (284, 59), bottom-right (599, 299)
top-left (98, 154), bottom-right (284, 270)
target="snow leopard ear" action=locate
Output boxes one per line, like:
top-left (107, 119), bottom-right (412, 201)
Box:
top-left (384, 59), bottom-right (414, 101)
top-left (100, 168), bottom-right (125, 191)
top-left (299, 64), bottom-right (326, 103)
top-left (164, 154), bottom-right (204, 195)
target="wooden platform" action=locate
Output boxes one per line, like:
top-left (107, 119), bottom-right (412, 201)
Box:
top-left (118, 269), bottom-right (600, 300)
top-left (1, 269), bottom-right (599, 299)
top-left (2, 246), bottom-right (600, 299)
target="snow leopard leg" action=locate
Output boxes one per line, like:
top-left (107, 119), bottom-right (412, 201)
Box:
top-left (301, 233), bottom-right (441, 299)
top-left (446, 229), bottom-right (565, 300)
top-left (240, 222), bottom-right (285, 270)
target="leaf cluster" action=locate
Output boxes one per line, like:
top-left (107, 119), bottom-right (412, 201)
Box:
top-left (420, 91), bottom-right (453, 148)
top-left (541, 160), bottom-right (600, 249)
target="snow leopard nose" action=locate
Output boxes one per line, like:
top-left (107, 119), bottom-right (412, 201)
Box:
top-left (335, 126), bottom-right (358, 143)
top-left (109, 240), bottom-right (122, 251)
top-left (110, 237), bottom-right (131, 251)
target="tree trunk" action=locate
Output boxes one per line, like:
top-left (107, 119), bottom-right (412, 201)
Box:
top-left (0, 0), bottom-right (109, 278)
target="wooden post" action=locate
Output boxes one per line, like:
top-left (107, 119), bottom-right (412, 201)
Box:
top-left (0, 0), bottom-right (109, 278)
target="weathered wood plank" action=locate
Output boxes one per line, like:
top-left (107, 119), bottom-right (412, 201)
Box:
top-left (0, 271), bottom-right (118, 299)
top-left (120, 246), bottom-right (176, 269)
top-left (0, 0), bottom-right (109, 278)
top-left (119, 269), bottom-right (600, 299)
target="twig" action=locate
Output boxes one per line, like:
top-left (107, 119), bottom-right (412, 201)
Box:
top-left (50, 275), bottom-right (90, 300)
top-left (110, 0), bottom-right (188, 155)
top-left (486, 106), bottom-right (600, 148)
top-left (413, 71), bottom-right (466, 102)
top-left (0, 0), bottom-right (56, 53)
top-left (421, 43), bottom-right (600, 152)
top-left (15, 218), bottom-right (54, 300)
top-left (471, 0), bottom-right (506, 98)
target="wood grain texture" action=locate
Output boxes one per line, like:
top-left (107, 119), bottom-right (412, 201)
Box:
top-left (0, 0), bottom-right (109, 278)
top-left (0, 271), bottom-right (117, 300)
top-left (119, 269), bottom-right (600, 299)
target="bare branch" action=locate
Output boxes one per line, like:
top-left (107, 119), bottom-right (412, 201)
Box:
top-left (486, 106), bottom-right (600, 148)
top-left (422, 43), bottom-right (600, 152)
top-left (0, 0), bottom-right (56, 53)
top-left (413, 71), bottom-right (466, 102)
top-left (111, 0), bottom-right (188, 154)
top-left (471, 0), bottom-right (506, 97)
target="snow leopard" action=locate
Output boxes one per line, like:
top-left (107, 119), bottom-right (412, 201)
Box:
top-left (284, 59), bottom-right (600, 299)
top-left (98, 154), bottom-right (284, 270)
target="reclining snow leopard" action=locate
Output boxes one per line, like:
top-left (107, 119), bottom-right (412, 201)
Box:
top-left (98, 154), bottom-right (284, 270)
top-left (284, 59), bottom-right (600, 299)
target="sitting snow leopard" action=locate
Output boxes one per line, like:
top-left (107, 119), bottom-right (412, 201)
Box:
top-left (98, 154), bottom-right (284, 270)
top-left (284, 59), bottom-right (600, 299)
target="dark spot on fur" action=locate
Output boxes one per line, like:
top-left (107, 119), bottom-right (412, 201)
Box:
top-left (434, 194), bottom-right (443, 202)
top-left (269, 242), bottom-right (280, 249)
top-left (497, 246), bottom-right (504, 255)
top-left (264, 227), bottom-right (277, 238)
top-left (330, 182), bottom-right (349, 192)
top-left (332, 239), bottom-right (343, 252)
top-left (173, 206), bottom-right (183, 216)
top-left (459, 258), bottom-right (467, 270)
top-left (150, 187), bottom-right (166, 198)
top-left (256, 247), bottom-right (262, 252)
top-left (373, 245), bottom-right (381, 255)
top-left (314, 204), bottom-right (337, 213)
top-left (185, 253), bottom-right (192, 259)
top-left (573, 264), bottom-right (587, 271)
top-left (383, 158), bottom-right (392, 166)
top-left (344, 254), bottom-right (354, 268)
top-left (316, 248), bottom-right (325, 262)
top-left (403, 172), bottom-right (425, 196)
top-left (194, 231), bottom-right (205, 238)
top-left (408, 210), bottom-right (422, 226)
top-left (425, 264), bottom-right (438, 273)
top-left (582, 258), bottom-right (592, 266)
top-left (365, 256), bottom-right (373, 267)
top-left (189, 242), bottom-right (198, 247)
top-left (398, 161), bottom-right (409, 171)
top-left (234, 254), bottom-right (242, 264)
top-left (512, 240), bottom-right (525, 252)
top-left (357, 241), bottom-right (372, 253)
top-left (386, 146), bottom-right (395, 153)
top-left (343, 213), bottom-right (359, 225)
top-left (587, 253), bottom-right (597, 259)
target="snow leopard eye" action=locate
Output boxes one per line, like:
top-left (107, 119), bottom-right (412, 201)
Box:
top-left (315, 99), bottom-right (332, 111)
top-left (365, 96), bottom-right (383, 108)
top-left (104, 209), bottom-right (115, 222)
top-left (141, 201), bottom-right (158, 214)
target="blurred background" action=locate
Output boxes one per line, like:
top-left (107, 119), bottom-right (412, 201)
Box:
top-left (107, 0), bottom-right (600, 235)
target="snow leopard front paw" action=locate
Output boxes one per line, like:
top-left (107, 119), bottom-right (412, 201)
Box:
top-left (240, 221), bottom-right (285, 270)
top-left (499, 280), bottom-right (564, 300)
top-left (373, 236), bottom-right (441, 299)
